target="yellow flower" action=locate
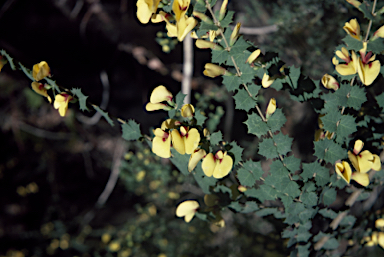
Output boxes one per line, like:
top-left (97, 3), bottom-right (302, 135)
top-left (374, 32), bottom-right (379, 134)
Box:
top-left (321, 74), bottom-right (339, 90)
top-left (203, 63), bottom-right (229, 78)
top-left (346, 0), bottom-right (361, 8)
top-left (343, 19), bottom-right (361, 40)
top-left (192, 12), bottom-right (213, 24)
top-left (335, 47), bottom-right (358, 76)
top-left (372, 25), bottom-right (384, 40)
top-left (335, 161), bottom-right (352, 183)
top-left (181, 104), bottom-right (195, 117)
top-left (172, 0), bottom-right (190, 22)
top-left (219, 0), bottom-right (228, 20)
top-left (266, 98), bottom-right (276, 119)
top-left (176, 15), bottom-right (198, 41)
top-left (145, 85), bottom-right (174, 111)
top-left (31, 82), bottom-right (52, 103)
top-left (176, 200), bottom-right (199, 223)
top-left (202, 150), bottom-right (233, 179)
top-left (171, 126), bottom-right (200, 155)
top-left (246, 49), bottom-right (261, 64)
top-left (152, 128), bottom-right (172, 158)
top-left (348, 139), bottom-right (381, 173)
top-left (195, 39), bottom-right (223, 50)
top-left (229, 23), bottom-right (241, 46)
top-left (351, 172), bottom-right (369, 186)
top-left (262, 73), bottom-right (274, 88)
top-left (53, 93), bottom-right (73, 117)
top-left (136, 0), bottom-right (161, 24)
top-left (188, 148), bottom-right (206, 172)
top-left (32, 61), bottom-right (50, 81)
top-left (357, 43), bottom-right (380, 86)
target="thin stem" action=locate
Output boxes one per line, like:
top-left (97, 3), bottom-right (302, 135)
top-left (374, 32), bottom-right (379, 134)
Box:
top-left (364, 0), bottom-right (377, 42)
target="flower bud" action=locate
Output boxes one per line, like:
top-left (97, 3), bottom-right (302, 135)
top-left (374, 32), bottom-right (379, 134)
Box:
top-left (181, 104), bottom-right (195, 117)
top-left (261, 73), bottom-right (274, 88)
top-left (246, 49), bottom-right (261, 64)
top-left (346, 0), bottom-right (361, 8)
top-left (266, 98), bottom-right (276, 119)
top-left (238, 185), bottom-right (247, 192)
top-left (372, 25), bottom-right (384, 40)
top-left (229, 23), bottom-right (241, 46)
top-left (343, 18), bottom-right (361, 41)
top-left (219, 0), bottom-right (228, 21)
top-left (195, 39), bottom-right (223, 50)
top-left (193, 11), bottom-right (213, 24)
top-left (32, 61), bottom-right (51, 81)
top-left (321, 74), bottom-right (339, 90)
top-left (203, 63), bottom-right (230, 78)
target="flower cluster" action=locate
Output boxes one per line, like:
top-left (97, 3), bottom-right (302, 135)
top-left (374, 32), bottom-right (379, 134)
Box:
top-left (332, 19), bottom-right (380, 86)
top-left (335, 140), bottom-right (381, 187)
top-left (146, 86), bottom-right (234, 179)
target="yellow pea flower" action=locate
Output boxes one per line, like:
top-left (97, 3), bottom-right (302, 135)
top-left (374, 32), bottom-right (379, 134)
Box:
top-left (161, 118), bottom-right (181, 130)
top-left (171, 126), bottom-right (200, 155)
top-left (219, 0), bottom-right (228, 20)
top-left (53, 93), bottom-right (73, 117)
top-left (181, 104), bottom-right (195, 117)
top-left (351, 172), bottom-right (369, 187)
top-left (31, 82), bottom-right (52, 103)
top-left (203, 63), bottom-right (230, 78)
top-left (262, 73), bottom-right (274, 88)
top-left (176, 200), bottom-right (199, 223)
top-left (335, 161), bottom-right (352, 183)
top-left (357, 42), bottom-right (380, 86)
top-left (347, 139), bottom-right (381, 173)
top-left (176, 15), bottom-right (198, 41)
top-left (32, 61), bottom-right (50, 81)
top-left (266, 98), bottom-right (276, 119)
top-left (229, 23), bottom-right (241, 46)
top-left (136, 0), bottom-right (161, 24)
top-left (152, 128), bottom-right (172, 158)
top-left (346, 0), bottom-right (361, 8)
top-left (335, 47), bottom-right (358, 76)
top-left (195, 39), bottom-right (223, 50)
top-left (343, 18), bottom-right (361, 40)
top-left (202, 150), bottom-right (233, 179)
top-left (146, 85), bottom-right (174, 111)
top-left (321, 74), bottom-right (339, 90)
top-left (372, 25), bottom-right (384, 40)
top-left (188, 148), bottom-right (207, 172)
top-left (172, 0), bottom-right (190, 22)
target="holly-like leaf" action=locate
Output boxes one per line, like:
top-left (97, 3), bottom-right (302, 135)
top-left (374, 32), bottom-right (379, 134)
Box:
top-left (322, 187), bottom-right (337, 206)
top-left (121, 119), bottom-right (141, 141)
top-left (321, 111), bottom-right (342, 133)
top-left (248, 84), bottom-right (261, 97)
top-left (233, 88), bottom-right (256, 111)
top-left (342, 35), bottom-right (364, 52)
top-left (254, 184), bottom-right (278, 202)
top-left (273, 133), bottom-right (293, 156)
top-left (254, 208), bottom-right (278, 217)
top-left (323, 237), bottom-right (339, 250)
top-left (301, 161), bottom-right (328, 186)
top-left (19, 63), bottom-right (34, 81)
top-left (242, 159), bottom-right (263, 178)
top-left (45, 78), bottom-right (61, 93)
top-left (375, 92), bottom-right (384, 109)
top-left (192, 162), bottom-right (217, 194)
top-left (210, 131), bottom-right (223, 146)
top-left (228, 141), bottom-right (243, 165)
top-left (218, 11), bottom-right (234, 28)
top-left (237, 167), bottom-right (258, 187)
top-left (347, 86), bottom-right (367, 110)
top-left (279, 179), bottom-right (300, 198)
top-left (258, 138), bottom-right (278, 159)
top-left (319, 208), bottom-right (338, 219)
top-left (0, 49), bottom-right (16, 70)
top-left (194, 108), bottom-right (207, 126)
top-left (324, 141), bottom-right (347, 165)
top-left (284, 155), bottom-right (301, 173)
top-left (340, 215), bottom-right (356, 227)
top-left (71, 88), bottom-right (89, 111)
top-left (267, 109), bottom-right (286, 133)
top-left (93, 105), bottom-right (114, 126)
top-left (222, 75), bottom-right (242, 92)
top-left (211, 48), bottom-right (230, 65)
top-left (229, 36), bottom-right (250, 55)
top-left (175, 92), bottom-right (186, 109)
top-left (367, 38), bottom-right (384, 54)
top-left (336, 115), bottom-right (357, 143)
top-left (286, 66), bottom-right (301, 89)
top-left (244, 113), bottom-right (269, 137)
top-left (301, 191), bottom-right (318, 207)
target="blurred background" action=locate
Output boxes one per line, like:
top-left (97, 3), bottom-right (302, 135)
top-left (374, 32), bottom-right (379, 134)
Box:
top-left (0, 0), bottom-right (371, 256)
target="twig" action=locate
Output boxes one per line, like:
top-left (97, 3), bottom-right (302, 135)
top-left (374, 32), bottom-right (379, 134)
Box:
top-left (182, 33), bottom-right (193, 104)
top-left (364, 0), bottom-right (377, 42)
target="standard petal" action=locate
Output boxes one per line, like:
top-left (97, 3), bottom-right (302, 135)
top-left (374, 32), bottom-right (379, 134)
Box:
top-left (152, 132), bottom-right (171, 158)
top-left (353, 139), bottom-right (364, 155)
top-left (351, 172), bottom-right (369, 187)
top-left (262, 73), bottom-right (274, 88)
top-left (213, 155), bottom-right (233, 179)
top-left (362, 60), bottom-right (380, 86)
top-left (358, 150), bottom-right (374, 173)
top-left (202, 153), bottom-right (216, 177)
top-left (336, 63), bottom-right (356, 76)
top-left (176, 200), bottom-right (198, 218)
top-left (171, 129), bottom-right (185, 155)
top-left (372, 154), bottom-right (381, 171)
top-left (150, 85), bottom-right (173, 103)
top-left (145, 102), bottom-right (167, 111)
top-left (184, 128), bottom-right (200, 154)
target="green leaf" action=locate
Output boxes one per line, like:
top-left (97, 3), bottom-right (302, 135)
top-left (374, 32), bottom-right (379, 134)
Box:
top-left (121, 120), bottom-right (141, 141)
top-left (168, 109), bottom-right (176, 119)
top-left (314, 139), bottom-right (347, 164)
top-left (301, 161), bottom-right (330, 187)
top-left (248, 84), bottom-right (261, 97)
top-left (229, 36), bottom-right (249, 55)
top-left (279, 179), bottom-right (300, 198)
top-left (271, 78), bottom-right (284, 91)
top-left (267, 109), bottom-right (286, 133)
top-left (315, 163), bottom-right (331, 187)
top-left (342, 35), bottom-right (364, 52)
top-left (299, 207), bottom-right (317, 223)
top-left (322, 187), bottom-right (337, 206)
top-left (45, 77), bottom-right (61, 93)
top-left (19, 62), bottom-right (34, 81)
top-left (302, 182), bottom-right (316, 192)
top-left (242, 159), bottom-right (263, 178)
top-left (199, 21), bottom-right (218, 32)
top-left (319, 208), bottom-right (338, 219)
top-left (321, 111), bottom-right (342, 133)
top-left (340, 215), bottom-right (356, 227)
top-left (209, 131), bottom-right (223, 145)
top-left (71, 88), bottom-right (89, 111)
top-left (240, 201), bottom-right (259, 213)
top-left (375, 92), bottom-right (384, 109)
top-left (211, 48), bottom-right (230, 65)
top-left (192, 162), bottom-right (217, 194)
top-left (347, 85), bottom-right (367, 110)
top-left (254, 208), bottom-right (278, 217)
top-left (336, 115), bottom-right (357, 143)
top-left (255, 184), bottom-right (278, 202)
top-left (233, 88), bottom-right (256, 111)
top-left (194, 108), bottom-right (207, 126)
top-left (175, 92), bottom-right (186, 109)
top-left (284, 155), bottom-right (301, 173)
top-left (193, 0), bottom-right (206, 12)
top-left (258, 138), bottom-right (278, 159)
top-left (367, 38), bottom-right (384, 54)
top-left (286, 66), bottom-right (300, 89)
top-left (287, 202), bottom-right (305, 216)
top-left (170, 148), bottom-right (190, 175)
top-left (264, 160), bottom-right (286, 187)
top-left (237, 161), bottom-right (262, 186)
top-left (218, 10), bottom-right (234, 27)
top-left (273, 133), bottom-right (293, 156)
top-left (93, 105), bottom-right (114, 126)
top-left (323, 237), bottom-right (339, 250)
top-left (243, 188), bottom-right (258, 198)
top-left (222, 75), bottom-right (242, 92)
top-left (301, 191), bottom-right (318, 207)
top-left (228, 141), bottom-right (243, 165)
top-left (301, 162), bottom-right (316, 182)
top-left (0, 49), bottom-right (16, 70)
top-left (297, 243), bottom-right (311, 255)
top-left (244, 113), bottom-right (269, 137)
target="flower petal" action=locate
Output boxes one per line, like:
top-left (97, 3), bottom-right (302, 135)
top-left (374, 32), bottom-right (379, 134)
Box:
top-left (176, 200), bottom-right (199, 222)
top-left (184, 128), bottom-right (200, 154)
top-left (150, 85), bottom-right (173, 103)
top-left (213, 154), bottom-right (233, 179)
top-left (358, 150), bottom-right (374, 173)
top-left (202, 153), bottom-right (215, 177)
top-left (188, 149), bottom-right (206, 172)
top-left (171, 129), bottom-right (185, 155)
top-left (351, 172), bottom-right (369, 187)
top-left (372, 154), bottom-right (381, 171)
